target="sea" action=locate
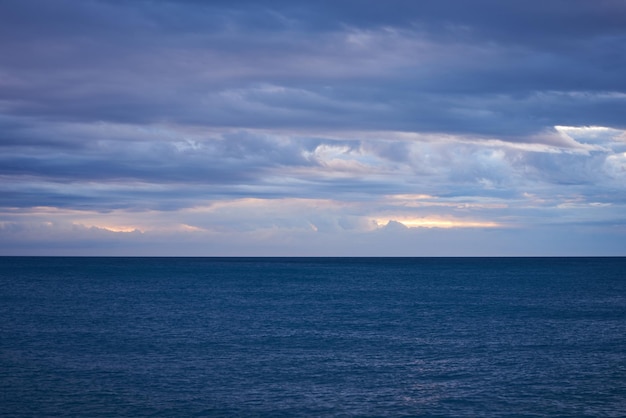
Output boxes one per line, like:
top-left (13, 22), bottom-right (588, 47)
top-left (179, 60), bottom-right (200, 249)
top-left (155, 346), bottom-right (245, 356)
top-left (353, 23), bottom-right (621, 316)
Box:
top-left (1, 257), bottom-right (625, 417)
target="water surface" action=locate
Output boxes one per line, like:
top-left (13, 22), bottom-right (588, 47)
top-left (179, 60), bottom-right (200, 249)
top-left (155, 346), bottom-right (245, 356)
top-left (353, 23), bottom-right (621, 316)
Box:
top-left (1, 257), bottom-right (625, 416)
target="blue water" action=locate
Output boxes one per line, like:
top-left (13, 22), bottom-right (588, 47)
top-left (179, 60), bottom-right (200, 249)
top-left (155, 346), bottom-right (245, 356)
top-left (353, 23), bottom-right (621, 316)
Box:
top-left (1, 257), bottom-right (625, 417)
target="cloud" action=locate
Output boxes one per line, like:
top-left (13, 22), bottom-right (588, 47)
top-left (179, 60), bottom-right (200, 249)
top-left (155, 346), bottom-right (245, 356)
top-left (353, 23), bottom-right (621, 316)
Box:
top-left (0, 0), bottom-right (625, 254)
top-left (1, 119), bottom-right (625, 212)
top-left (2, 215), bottom-right (624, 256)
top-left (1, 1), bottom-right (625, 135)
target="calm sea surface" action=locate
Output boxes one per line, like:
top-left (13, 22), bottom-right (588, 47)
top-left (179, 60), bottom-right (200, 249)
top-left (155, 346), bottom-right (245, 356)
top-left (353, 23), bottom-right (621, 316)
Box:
top-left (1, 257), bottom-right (625, 417)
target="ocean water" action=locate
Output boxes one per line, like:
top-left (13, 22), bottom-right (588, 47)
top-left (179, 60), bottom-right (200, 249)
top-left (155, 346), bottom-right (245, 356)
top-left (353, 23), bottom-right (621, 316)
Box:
top-left (1, 257), bottom-right (625, 417)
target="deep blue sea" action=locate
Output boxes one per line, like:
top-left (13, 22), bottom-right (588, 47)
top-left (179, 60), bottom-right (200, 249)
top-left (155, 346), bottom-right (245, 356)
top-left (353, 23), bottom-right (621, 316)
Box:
top-left (1, 257), bottom-right (625, 417)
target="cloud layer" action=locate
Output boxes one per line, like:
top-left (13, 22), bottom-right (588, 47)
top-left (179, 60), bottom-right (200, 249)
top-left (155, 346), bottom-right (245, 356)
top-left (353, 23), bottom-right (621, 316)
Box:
top-left (1, 0), bottom-right (625, 255)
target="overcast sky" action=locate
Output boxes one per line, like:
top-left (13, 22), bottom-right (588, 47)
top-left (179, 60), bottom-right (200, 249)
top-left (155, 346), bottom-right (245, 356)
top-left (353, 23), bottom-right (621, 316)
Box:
top-left (1, 0), bottom-right (625, 255)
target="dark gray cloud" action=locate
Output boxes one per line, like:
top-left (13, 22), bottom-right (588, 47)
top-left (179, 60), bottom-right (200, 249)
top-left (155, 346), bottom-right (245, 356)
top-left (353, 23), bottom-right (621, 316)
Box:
top-left (1, 0), bottom-right (625, 135)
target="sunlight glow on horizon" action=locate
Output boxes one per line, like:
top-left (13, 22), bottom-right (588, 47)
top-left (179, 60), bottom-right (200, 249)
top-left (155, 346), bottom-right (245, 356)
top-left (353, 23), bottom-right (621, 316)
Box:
top-left (375, 217), bottom-right (501, 229)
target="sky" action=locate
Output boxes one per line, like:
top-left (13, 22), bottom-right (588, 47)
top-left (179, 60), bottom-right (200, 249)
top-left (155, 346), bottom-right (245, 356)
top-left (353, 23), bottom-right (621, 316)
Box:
top-left (1, 0), bottom-right (625, 256)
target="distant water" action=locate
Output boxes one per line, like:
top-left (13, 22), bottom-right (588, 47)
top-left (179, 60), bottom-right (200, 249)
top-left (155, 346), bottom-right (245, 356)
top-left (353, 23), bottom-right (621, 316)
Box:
top-left (1, 257), bottom-right (625, 417)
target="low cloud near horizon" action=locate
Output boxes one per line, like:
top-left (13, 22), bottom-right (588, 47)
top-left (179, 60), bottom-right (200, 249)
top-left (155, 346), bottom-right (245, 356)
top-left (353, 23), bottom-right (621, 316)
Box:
top-left (1, 0), bottom-right (625, 255)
